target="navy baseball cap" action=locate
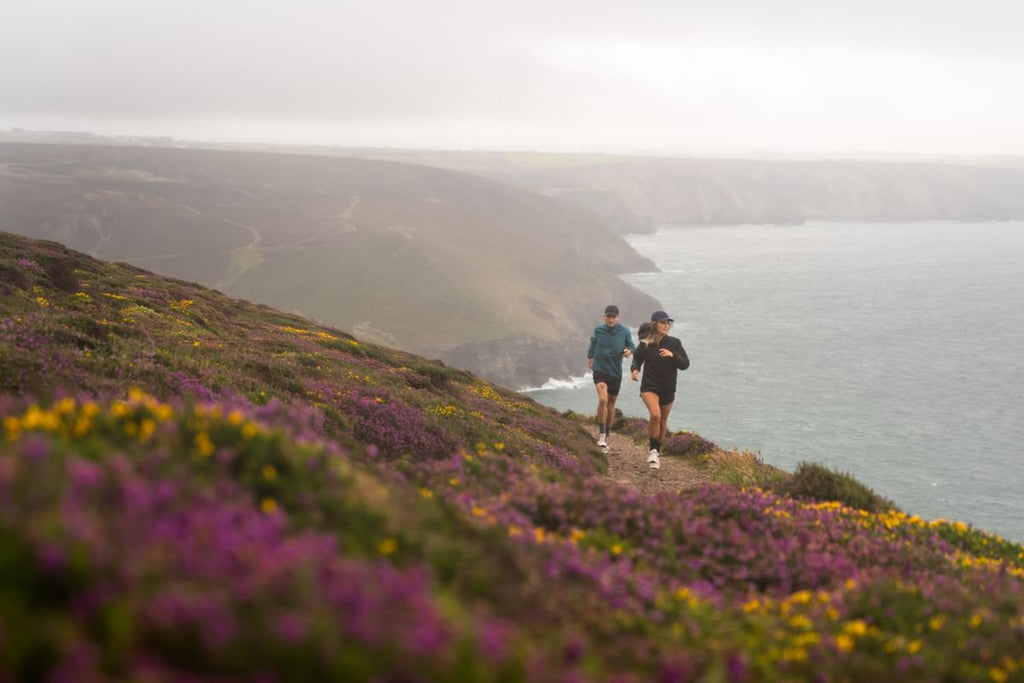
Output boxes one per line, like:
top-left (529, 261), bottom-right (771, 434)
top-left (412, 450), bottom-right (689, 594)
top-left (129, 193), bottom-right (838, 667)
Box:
top-left (650, 310), bottom-right (674, 323)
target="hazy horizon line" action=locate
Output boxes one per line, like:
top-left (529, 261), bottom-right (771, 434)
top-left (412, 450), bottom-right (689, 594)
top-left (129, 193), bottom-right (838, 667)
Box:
top-left (5, 125), bottom-right (1024, 165)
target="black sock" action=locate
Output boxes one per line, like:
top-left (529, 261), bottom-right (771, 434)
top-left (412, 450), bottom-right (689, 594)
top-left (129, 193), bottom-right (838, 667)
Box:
top-left (649, 437), bottom-right (659, 451)
top-left (598, 423), bottom-right (606, 435)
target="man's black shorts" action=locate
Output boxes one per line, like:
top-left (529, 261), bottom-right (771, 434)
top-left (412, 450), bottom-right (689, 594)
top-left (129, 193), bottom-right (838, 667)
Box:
top-left (593, 372), bottom-right (622, 397)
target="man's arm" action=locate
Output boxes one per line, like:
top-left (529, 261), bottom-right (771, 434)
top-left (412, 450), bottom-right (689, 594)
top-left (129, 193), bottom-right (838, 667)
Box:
top-left (623, 326), bottom-right (636, 355)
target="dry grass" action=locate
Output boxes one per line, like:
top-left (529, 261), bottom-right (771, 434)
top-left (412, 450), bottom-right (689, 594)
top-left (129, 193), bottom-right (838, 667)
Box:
top-left (699, 447), bottom-right (789, 487)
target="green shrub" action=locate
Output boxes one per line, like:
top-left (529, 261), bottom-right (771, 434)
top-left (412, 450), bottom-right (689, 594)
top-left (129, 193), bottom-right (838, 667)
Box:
top-left (403, 359), bottom-right (474, 390)
top-left (39, 255), bottom-right (81, 293)
top-left (0, 264), bottom-right (31, 291)
top-left (773, 462), bottom-right (898, 513)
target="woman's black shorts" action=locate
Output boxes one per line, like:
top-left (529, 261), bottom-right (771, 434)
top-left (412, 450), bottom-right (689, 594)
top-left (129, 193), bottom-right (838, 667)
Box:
top-left (640, 382), bottom-right (675, 406)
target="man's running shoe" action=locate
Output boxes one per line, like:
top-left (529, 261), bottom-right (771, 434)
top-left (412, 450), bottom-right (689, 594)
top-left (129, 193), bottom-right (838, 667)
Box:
top-left (597, 433), bottom-right (608, 448)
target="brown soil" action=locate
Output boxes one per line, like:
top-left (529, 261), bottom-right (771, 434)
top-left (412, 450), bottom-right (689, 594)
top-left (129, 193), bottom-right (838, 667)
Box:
top-left (593, 427), bottom-right (712, 495)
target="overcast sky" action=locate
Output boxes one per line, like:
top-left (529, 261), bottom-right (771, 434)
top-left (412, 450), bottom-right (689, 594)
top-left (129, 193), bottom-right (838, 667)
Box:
top-left (3, 0), bottom-right (1024, 157)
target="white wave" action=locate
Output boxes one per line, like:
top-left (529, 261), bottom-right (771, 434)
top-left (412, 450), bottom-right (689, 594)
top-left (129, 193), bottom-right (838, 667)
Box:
top-left (519, 372), bottom-right (591, 392)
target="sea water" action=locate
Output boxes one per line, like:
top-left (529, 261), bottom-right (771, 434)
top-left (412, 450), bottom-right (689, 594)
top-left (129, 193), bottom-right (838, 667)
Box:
top-left (523, 222), bottom-right (1024, 542)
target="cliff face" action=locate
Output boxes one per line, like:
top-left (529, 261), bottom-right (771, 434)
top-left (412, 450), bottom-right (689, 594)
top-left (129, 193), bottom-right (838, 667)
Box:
top-left (511, 158), bottom-right (1024, 229)
top-left (542, 186), bottom-right (656, 235)
top-left (443, 336), bottom-right (588, 389)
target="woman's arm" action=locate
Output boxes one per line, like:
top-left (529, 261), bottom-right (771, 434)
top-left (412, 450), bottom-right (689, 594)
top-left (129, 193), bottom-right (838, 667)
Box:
top-left (672, 338), bottom-right (690, 371)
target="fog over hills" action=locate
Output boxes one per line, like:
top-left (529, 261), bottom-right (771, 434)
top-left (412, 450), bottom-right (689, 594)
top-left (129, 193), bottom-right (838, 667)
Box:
top-left (344, 149), bottom-right (1024, 232)
top-left (0, 142), bottom-right (658, 387)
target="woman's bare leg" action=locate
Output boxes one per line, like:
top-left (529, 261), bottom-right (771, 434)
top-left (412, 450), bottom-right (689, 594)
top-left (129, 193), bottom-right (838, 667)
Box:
top-left (640, 392), bottom-right (661, 439)
top-left (658, 402), bottom-right (674, 443)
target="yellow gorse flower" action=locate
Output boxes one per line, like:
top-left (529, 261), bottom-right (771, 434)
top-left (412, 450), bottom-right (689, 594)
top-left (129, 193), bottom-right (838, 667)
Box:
top-left (835, 634), bottom-right (854, 652)
top-left (138, 419), bottom-right (157, 442)
top-left (431, 405), bottom-right (464, 418)
top-left (3, 416), bottom-right (21, 441)
top-left (789, 615), bottom-right (813, 630)
top-left (195, 432), bottom-right (215, 457)
top-left (843, 620), bottom-right (868, 636)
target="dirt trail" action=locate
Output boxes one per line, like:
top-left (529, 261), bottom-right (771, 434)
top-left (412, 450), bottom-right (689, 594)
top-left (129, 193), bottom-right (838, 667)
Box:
top-left (593, 427), bottom-right (712, 495)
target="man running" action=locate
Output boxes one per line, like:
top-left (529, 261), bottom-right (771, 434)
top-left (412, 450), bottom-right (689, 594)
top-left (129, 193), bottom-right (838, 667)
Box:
top-left (587, 304), bottom-right (635, 449)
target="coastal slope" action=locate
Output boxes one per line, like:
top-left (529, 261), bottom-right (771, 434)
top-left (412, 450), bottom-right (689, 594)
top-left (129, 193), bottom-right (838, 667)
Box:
top-left (2, 231), bottom-right (1023, 681)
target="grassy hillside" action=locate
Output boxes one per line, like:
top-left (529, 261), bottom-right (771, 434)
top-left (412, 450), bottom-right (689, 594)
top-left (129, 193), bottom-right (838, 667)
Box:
top-left (3, 232), bottom-right (1024, 682)
top-left (0, 143), bottom-right (658, 387)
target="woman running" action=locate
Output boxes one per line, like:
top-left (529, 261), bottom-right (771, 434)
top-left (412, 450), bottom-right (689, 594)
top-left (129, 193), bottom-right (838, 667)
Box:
top-left (630, 310), bottom-right (690, 469)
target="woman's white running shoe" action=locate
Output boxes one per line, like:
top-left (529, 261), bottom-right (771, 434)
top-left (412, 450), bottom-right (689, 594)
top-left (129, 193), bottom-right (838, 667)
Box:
top-left (597, 433), bottom-right (608, 448)
top-left (647, 449), bottom-right (660, 469)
